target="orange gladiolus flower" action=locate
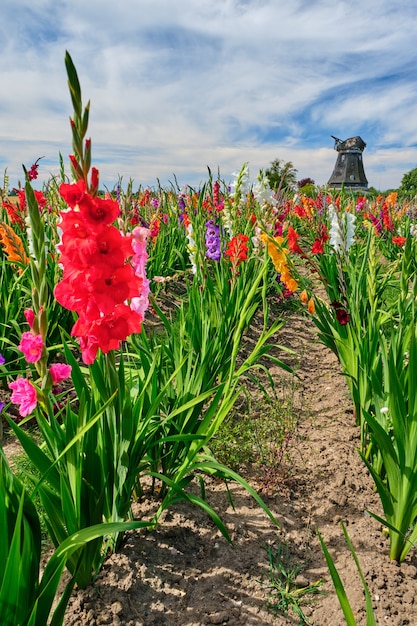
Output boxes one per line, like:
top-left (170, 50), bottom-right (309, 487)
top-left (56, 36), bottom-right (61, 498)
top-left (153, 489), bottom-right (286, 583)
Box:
top-left (0, 222), bottom-right (30, 270)
top-left (261, 233), bottom-right (298, 292)
top-left (307, 298), bottom-right (315, 314)
top-left (385, 192), bottom-right (398, 209)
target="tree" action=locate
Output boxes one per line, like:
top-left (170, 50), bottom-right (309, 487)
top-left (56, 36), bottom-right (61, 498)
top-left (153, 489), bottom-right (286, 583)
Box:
top-left (297, 177), bottom-right (316, 198)
top-left (265, 159), bottom-right (298, 194)
top-left (399, 166), bottom-right (417, 198)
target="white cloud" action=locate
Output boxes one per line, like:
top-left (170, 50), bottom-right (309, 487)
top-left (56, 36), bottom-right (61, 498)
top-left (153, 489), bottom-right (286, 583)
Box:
top-left (1, 0), bottom-right (417, 192)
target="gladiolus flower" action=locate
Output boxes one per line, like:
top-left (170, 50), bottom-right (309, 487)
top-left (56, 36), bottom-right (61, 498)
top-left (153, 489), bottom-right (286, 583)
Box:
top-left (2, 199), bottom-right (25, 227)
top-left (78, 194), bottom-right (120, 227)
top-left (287, 226), bottom-right (303, 254)
top-left (130, 226), bottom-right (150, 319)
top-left (331, 301), bottom-right (350, 325)
top-left (307, 298), bottom-right (315, 314)
top-left (205, 220), bottom-right (222, 262)
top-left (392, 236), bottom-right (406, 247)
top-left (16, 189), bottom-right (47, 213)
top-left (49, 363), bottom-right (72, 385)
top-left (18, 332), bottom-right (44, 363)
top-left (72, 305), bottom-right (143, 364)
top-left (311, 239), bottom-right (324, 254)
top-left (24, 309), bottom-right (36, 329)
top-left (28, 159), bottom-right (41, 181)
top-left (56, 178), bottom-right (147, 363)
top-left (300, 290), bottom-right (308, 304)
top-left (261, 234), bottom-right (298, 292)
top-left (329, 206), bottom-right (356, 252)
top-left (0, 223), bottom-right (30, 267)
top-left (59, 180), bottom-right (87, 208)
top-left (225, 234), bottom-right (249, 268)
top-left (9, 378), bottom-right (37, 417)
top-left (0, 353), bottom-right (5, 365)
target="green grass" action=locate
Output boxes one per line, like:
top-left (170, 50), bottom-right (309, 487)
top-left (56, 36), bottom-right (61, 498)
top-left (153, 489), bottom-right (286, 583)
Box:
top-left (8, 446), bottom-right (50, 548)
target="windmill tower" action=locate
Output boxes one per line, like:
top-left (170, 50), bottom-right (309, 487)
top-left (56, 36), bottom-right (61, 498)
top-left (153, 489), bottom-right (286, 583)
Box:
top-left (328, 136), bottom-right (368, 190)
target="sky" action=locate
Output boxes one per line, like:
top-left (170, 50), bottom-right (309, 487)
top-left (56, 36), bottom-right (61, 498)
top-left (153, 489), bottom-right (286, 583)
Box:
top-left (1, 0), bottom-right (417, 193)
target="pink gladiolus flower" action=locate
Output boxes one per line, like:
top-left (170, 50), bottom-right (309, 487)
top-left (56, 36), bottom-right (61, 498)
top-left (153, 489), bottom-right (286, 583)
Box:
top-left (9, 378), bottom-right (37, 417)
top-left (49, 363), bottom-right (72, 385)
top-left (18, 332), bottom-right (44, 363)
top-left (130, 226), bottom-right (150, 319)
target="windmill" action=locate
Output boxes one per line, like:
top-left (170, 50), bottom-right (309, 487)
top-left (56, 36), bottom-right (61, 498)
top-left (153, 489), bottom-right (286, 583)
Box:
top-left (328, 135), bottom-right (368, 190)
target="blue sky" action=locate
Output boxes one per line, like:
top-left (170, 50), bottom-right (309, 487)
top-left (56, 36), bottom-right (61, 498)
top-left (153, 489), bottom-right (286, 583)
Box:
top-left (1, 0), bottom-right (417, 192)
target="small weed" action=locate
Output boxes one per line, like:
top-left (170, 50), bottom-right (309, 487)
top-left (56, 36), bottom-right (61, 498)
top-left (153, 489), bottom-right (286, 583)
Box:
top-left (261, 542), bottom-right (324, 625)
top-left (210, 387), bottom-right (299, 494)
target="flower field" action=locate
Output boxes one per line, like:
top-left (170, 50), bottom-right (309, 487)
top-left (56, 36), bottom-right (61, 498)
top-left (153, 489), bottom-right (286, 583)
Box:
top-left (1, 53), bottom-right (417, 625)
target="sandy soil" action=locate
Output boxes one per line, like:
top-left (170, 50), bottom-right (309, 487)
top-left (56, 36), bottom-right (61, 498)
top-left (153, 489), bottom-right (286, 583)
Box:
top-left (2, 308), bottom-right (417, 625)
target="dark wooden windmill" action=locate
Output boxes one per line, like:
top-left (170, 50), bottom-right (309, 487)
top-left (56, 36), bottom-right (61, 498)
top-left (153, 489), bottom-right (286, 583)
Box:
top-left (328, 135), bottom-right (368, 190)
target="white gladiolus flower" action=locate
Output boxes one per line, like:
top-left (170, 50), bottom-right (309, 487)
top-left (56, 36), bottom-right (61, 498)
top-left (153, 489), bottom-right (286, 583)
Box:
top-left (345, 212), bottom-right (356, 250)
top-left (328, 206), bottom-right (343, 252)
top-left (220, 205), bottom-right (233, 237)
top-left (253, 171), bottom-right (277, 207)
top-left (185, 223), bottom-right (197, 274)
top-left (328, 205), bottom-right (356, 253)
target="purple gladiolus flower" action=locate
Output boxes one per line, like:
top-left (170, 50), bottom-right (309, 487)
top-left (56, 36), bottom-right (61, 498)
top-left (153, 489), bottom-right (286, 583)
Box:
top-left (0, 353), bottom-right (5, 366)
top-left (205, 220), bottom-right (221, 262)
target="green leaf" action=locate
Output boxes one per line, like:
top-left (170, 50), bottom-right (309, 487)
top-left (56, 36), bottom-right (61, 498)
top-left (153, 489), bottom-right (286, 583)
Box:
top-left (317, 530), bottom-right (357, 625)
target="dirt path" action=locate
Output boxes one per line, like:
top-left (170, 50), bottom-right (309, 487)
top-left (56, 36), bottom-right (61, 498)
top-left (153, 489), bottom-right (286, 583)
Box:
top-left (45, 311), bottom-right (417, 625)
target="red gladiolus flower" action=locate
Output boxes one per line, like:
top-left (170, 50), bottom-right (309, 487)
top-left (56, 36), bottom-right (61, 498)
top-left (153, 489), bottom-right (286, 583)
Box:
top-left (73, 305), bottom-right (143, 364)
top-left (311, 239), bottom-right (324, 254)
top-left (90, 265), bottom-right (142, 315)
top-left (17, 189), bottom-right (47, 212)
top-left (56, 178), bottom-right (147, 363)
top-left (331, 301), bottom-right (350, 325)
top-left (287, 226), bottom-right (303, 254)
top-left (2, 199), bottom-right (25, 227)
top-left (59, 180), bottom-right (87, 208)
top-left (54, 271), bottom-right (91, 311)
top-left (60, 217), bottom-right (130, 269)
top-left (90, 167), bottom-right (99, 194)
top-left (77, 193), bottom-right (120, 226)
top-left (392, 236), bottom-right (406, 247)
top-left (225, 234), bottom-right (249, 268)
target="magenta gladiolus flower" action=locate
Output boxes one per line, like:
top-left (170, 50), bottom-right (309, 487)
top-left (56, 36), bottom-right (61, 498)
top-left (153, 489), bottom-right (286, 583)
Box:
top-left (9, 378), bottom-right (37, 417)
top-left (24, 309), bottom-right (36, 329)
top-left (49, 363), bottom-right (72, 385)
top-left (18, 331), bottom-right (44, 363)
